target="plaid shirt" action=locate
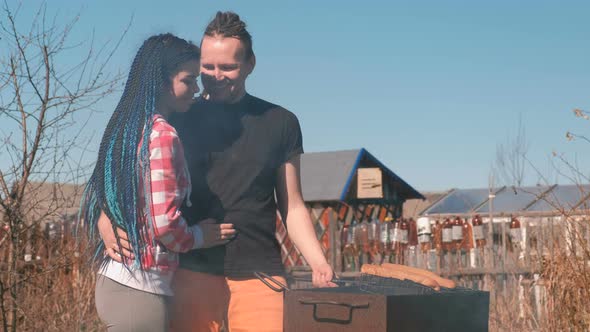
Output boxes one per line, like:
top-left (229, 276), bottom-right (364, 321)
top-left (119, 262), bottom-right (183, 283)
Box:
top-left (139, 114), bottom-right (197, 272)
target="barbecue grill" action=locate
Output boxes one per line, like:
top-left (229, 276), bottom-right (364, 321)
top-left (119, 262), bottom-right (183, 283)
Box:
top-left (256, 272), bottom-right (490, 332)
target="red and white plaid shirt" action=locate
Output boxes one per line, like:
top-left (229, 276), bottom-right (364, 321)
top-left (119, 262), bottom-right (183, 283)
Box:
top-left (138, 114), bottom-right (199, 272)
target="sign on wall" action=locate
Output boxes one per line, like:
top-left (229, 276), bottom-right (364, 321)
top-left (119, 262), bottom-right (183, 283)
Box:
top-left (357, 168), bottom-right (383, 199)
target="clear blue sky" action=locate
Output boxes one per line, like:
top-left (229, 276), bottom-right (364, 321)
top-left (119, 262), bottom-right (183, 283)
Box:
top-left (7, 0), bottom-right (590, 191)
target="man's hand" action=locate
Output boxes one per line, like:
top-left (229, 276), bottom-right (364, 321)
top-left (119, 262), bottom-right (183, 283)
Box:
top-left (98, 212), bottom-right (236, 259)
top-left (198, 218), bottom-right (237, 248)
top-left (312, 262), bottom-right (338, 288)
top-left (97, 212), bottom-right (134, 262)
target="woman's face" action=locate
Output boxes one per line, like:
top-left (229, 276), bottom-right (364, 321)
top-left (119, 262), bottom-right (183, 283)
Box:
top-left (165, 59), bottom-right (200, 113)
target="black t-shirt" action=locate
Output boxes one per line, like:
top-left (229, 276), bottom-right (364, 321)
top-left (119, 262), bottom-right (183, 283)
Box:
top-left (170, 94), bottom-right (303, 277)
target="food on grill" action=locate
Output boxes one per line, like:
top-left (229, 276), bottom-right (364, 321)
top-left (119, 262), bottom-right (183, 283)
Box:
top-left (361, 264), bottom-right (441, 291)
top-left (381, 263), bottom-right (456, 289)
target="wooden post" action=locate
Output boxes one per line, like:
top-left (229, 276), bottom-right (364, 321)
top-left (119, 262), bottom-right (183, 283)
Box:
top-left (487, 191), bottom-right (495, 269)
top-left (484, 185), bottom-right (495, 292)
top-left (521, 217), bottom-right (528, 267)
top-left (328, 207), bottom-right (340, 273)
top-left (550, 217), bottom-right (555, 260)
top-left (501, 217), bottom-right (507, 298)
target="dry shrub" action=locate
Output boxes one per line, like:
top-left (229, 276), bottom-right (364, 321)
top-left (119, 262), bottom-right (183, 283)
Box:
top-left (486, 217), bottom-right (590, 332)
top-left (540, 219), bottom-right (590, 332)
top-left (488, 273), bottom-right (542, 331)
top-left (1, 237), bottom-right (104, 332)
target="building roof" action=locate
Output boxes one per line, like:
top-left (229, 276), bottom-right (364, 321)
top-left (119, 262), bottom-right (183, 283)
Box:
top-left (403, 191), bottom-right (449, 219)
top-left (300, 148), bottom-right (424, 203)
top-left (420, 184), bottom-right (590, 217)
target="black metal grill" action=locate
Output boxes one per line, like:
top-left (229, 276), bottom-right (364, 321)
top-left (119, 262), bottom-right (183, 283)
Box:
top-left (255, 272), bottom-right (489, 331)
top-left (358, 273), bottom-right (479, 295)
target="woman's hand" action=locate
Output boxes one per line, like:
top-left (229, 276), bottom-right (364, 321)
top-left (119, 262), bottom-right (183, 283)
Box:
top-left (98, 212), bottom-right (134, 262)
top-left (198, 218), bottom-right (237, 248)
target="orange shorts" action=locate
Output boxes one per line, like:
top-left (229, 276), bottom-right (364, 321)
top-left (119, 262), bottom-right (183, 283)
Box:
top-left (168, 269), bottom-right (285, 332)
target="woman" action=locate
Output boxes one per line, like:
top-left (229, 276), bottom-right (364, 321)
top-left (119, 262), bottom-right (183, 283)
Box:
top-left (79, 33), bottom-right (235, 331)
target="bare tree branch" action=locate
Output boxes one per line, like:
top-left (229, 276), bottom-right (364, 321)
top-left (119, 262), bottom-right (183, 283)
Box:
top-left (494, 116), bottom-right (529, 187)
top-left (0, 2), bottom-right (126, 329)
top-left (5, 5), bottom-right (44, 104)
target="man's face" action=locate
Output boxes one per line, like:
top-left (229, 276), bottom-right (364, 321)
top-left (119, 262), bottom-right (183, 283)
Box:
top-left (200, 35), bottom-right (255, 104)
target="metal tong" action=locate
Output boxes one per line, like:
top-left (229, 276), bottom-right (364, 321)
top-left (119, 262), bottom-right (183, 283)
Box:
top-left (253, 271), bottom-right (347, 292)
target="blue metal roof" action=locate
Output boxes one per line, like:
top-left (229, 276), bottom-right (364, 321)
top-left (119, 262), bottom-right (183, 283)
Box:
top-left (422, 188), bottom-right (491, 215)
top-left (421, 184), bottom-right (590, 215)
top-left (300, 149), bottom-right (424, 203)
top-left (527, 184), bottom-right (590, 212)
top-left (476, 186), bottom-right (551, 214)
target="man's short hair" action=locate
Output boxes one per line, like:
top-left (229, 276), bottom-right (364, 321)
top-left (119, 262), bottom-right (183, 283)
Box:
top-left (204, 11), bottom-right (254, 59)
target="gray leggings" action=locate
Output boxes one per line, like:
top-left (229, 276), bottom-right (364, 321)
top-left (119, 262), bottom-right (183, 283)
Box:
top-left (95, 275), bottom-right (169, 332)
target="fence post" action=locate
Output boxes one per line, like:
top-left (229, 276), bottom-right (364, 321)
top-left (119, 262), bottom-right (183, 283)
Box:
top-left (328, 207), bottom-right (340, 273)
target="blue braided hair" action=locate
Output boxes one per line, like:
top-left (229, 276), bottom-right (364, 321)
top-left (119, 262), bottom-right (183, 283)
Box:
top-left (78, 33), bottom-right (200, 267)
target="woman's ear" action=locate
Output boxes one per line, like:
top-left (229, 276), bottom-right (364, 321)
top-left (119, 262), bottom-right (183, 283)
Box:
top-left (163, 76), bottom-right (175, 96)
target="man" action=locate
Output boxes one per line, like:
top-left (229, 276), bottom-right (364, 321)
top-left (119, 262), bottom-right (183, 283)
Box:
top-left (99, 11), bottom-right (335, 332)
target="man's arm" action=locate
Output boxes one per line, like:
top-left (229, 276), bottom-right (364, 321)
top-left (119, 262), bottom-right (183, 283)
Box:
top-left (276, 155), bottom-right (337, 288)
top-left (98, 213), bottom-right (236, 262)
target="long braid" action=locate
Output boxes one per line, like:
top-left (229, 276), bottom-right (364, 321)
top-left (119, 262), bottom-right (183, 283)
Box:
top-left (78, 42), bottom-right (148, 259)
top-left (78, 34), bottom-right (199, 268)
top-left (138, 50), bottom-right (161, 247)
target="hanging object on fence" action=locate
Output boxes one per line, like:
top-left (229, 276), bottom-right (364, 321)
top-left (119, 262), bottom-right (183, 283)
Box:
top-left (368, 217), bottom-right (381, 264)
top-left (390, 218), bottom-right (402, 263)
top-left (343, 219), bottom-right (359, 271)
top-left (417, 217), bottom-right (432, 253)
top-left (452, 216), bottom-right (464, 251)
top-left (358, 218), bottom-right (370, 254)
top-left (443, 218), bottom-right (453, 252)
top-left (400, 218), bottom-right (409, 248)
top-left (462, 217), bottom-right (474, 250)
top-left (433, 219), bottom-right (443, 253)
top-left (399, 218), bottom-right (409, 264)
top-left (509, 216), bottom-right (522, 241)
top-left (408, 217), bottom-right (418, 246)
top-left (472, 214), bottom-right (486, 248)
top-left (379, 217), bottom-right (392, 256)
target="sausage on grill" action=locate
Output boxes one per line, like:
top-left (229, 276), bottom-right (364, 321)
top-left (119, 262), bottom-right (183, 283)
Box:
top-left (380, 263), bottom-right (456, 289)
top-left (361, 264), bottom-right (440, 291)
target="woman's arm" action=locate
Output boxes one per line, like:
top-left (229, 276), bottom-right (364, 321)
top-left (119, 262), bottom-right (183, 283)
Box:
top-left (97, 122), bottom-right (236, 261)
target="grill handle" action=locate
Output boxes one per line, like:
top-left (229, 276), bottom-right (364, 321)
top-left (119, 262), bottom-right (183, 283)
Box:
top-left (298, 298), bottom-right (370, 325)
